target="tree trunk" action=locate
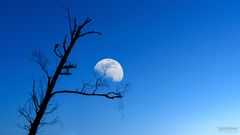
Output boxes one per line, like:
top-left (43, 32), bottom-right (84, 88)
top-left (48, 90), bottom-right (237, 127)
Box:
top-left (28, 96), bottom-right (50, 135)
top-left (27, 34), bottom-right (77, 135)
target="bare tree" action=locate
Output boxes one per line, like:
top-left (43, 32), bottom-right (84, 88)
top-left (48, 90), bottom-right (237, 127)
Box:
top-left (18, 9), bottom-right (128, 135)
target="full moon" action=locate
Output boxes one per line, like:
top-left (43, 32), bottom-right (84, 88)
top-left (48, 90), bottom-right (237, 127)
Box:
top-left (94, 58), bottom-right (124, 82)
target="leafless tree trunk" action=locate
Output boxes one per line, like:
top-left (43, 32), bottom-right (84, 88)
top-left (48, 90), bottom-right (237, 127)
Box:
top-left (18, 9), bottom-right (128, 135)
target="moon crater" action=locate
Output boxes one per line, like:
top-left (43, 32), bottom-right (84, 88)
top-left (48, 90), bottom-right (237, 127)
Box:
top-left (94, 58), bottom-right (124, 82)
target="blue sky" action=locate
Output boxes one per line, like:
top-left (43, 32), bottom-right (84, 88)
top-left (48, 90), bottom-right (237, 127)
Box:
top-left (1, 0), bottom-right (240, 135)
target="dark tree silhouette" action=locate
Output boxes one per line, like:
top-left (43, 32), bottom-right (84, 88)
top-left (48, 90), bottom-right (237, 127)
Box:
top-left (18, 9), bottom-right (128, 135)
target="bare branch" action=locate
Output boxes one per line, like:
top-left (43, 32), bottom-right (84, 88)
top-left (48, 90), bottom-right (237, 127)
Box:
top-left (38, 79), bottom-right (45, 105)
top-left (63, 34), bottom-right (68, 52)
top-left (79, 18), bottom-right (92, 31)
top-left (52, 76), bottom-right (128, 99)
top-left (60, 62), bottom-right (77, 75)
top-left (73, 18), bottom-right (77, 36)
top-left (52, 90), bottom-right (123, 99)
top-left (54, 44), bottom-right (63, 59)
top-left (64, 8), bottom-right (74, 38)
top-left (31, 50), bottom-right (50, 79)
top-left (74, 18), bottom-right (92, 37)
top-left (79, 31), bottom-right (101, 37)
top-left (64, 8), bottom-right (78, 39)
top-left (18, 123), bottom-right (31, 131)
top-left (18, 107), bottom-right (33, 125)
top-left (31, 80), bottom-right (40, 113)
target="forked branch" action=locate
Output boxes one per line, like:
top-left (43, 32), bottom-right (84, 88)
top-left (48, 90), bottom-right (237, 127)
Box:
top-left (52, 76), bottom-right (128, 99)
top-left (52, 90), bottom-right (123, 99)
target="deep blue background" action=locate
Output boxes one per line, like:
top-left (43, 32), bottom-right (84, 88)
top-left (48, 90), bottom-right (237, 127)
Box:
top-left (1, 0), bottom-right (240, 134)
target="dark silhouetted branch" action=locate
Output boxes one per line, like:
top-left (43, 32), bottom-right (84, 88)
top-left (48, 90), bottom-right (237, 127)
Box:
top-left (63, 34), bottom-right (68, 52)
top-left (79, 31), bottom-right (101, 37)
top-left (51, 76), bottom-right (128, 99)
top-left (31, 51), bottom-right (50, 79)
top-left (52, 90), bottom-right (123, 99)
top-left (54, 44), bottom-right (63, 59)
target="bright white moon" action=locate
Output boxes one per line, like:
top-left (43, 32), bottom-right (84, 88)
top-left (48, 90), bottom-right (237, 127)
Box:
top-left (94, 58), bottom-right (124, 82)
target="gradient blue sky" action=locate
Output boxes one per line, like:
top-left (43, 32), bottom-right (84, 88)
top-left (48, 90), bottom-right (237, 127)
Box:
top-left (1, 0), bottom-right (240, 135)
